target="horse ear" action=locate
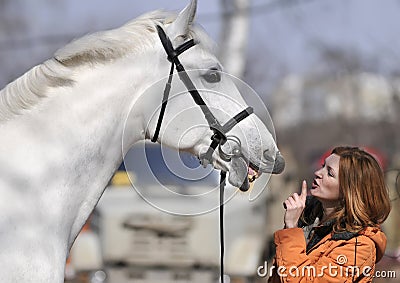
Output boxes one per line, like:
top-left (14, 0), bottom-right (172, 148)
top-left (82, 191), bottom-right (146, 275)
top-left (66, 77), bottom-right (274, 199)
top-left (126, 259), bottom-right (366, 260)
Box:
top-left (168, 0), bottom-right (197, 39)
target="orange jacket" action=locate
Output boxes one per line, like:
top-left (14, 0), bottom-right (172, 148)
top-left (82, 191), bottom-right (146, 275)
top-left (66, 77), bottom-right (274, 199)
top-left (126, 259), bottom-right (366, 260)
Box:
top-left (268, 226), bottom-right (386, 282)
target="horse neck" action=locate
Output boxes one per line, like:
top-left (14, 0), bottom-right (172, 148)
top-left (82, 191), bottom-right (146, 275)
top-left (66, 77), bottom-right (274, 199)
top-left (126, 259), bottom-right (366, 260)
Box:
top-left (0, 55), bottom-right (159, 250)
top-left (53, 57), bottom-right (161, 240)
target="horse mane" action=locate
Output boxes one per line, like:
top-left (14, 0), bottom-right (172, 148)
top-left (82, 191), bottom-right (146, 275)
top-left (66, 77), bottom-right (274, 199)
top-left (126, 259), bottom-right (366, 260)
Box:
top-left (54, 10), bottom-right (177, 67)
top-left (0, 61), bottom-right (74, 121)
top-left (0, 10), bottom-right (179, 122)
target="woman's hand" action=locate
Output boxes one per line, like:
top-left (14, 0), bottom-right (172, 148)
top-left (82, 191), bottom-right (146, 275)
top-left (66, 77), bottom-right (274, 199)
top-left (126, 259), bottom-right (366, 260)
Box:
top-left (283, 180), bottom-right (308, 228)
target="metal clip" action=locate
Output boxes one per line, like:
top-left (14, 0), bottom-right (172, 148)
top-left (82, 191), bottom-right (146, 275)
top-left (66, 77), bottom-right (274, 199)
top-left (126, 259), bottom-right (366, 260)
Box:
top-left (217, 135), bottom-right (242, 162)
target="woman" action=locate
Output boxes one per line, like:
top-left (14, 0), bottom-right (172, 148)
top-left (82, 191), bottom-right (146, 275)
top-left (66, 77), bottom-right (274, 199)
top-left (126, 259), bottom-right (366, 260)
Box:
top-left (268, 146), bottom-right (391, 282)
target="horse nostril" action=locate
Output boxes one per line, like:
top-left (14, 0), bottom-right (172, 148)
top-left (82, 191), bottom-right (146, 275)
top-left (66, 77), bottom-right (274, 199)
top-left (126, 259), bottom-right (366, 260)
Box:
top-left (263, 150), bottom-right (275, 163)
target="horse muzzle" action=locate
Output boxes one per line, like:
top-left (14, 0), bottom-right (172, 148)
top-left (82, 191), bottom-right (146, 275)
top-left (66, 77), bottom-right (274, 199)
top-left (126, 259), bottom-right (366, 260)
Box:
top-left (271, 151), bottom-right (285, 174)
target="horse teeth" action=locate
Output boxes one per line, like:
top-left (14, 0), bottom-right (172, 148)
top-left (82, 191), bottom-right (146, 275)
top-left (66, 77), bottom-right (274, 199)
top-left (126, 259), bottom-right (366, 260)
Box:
top-left (248, 181), bottom-right (255, 191)
top-left (248, 173), bottom-right (258, 183)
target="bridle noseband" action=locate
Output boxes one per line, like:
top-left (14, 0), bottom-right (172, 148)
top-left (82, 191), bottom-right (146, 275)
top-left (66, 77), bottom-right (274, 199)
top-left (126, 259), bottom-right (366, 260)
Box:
top-left (151, 25), bottom-right (253, 166)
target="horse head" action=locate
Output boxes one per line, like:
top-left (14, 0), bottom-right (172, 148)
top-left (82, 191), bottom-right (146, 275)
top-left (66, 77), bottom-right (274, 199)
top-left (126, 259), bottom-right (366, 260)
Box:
top-left (130, 0), bottom-right (285, 191)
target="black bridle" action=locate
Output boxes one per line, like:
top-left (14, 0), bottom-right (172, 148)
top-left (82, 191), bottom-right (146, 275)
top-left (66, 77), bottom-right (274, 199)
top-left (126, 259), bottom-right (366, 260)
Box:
top-left (152, 25), bottom-right (253, 283)
top-left (151, 25), bottom-right (253, 165)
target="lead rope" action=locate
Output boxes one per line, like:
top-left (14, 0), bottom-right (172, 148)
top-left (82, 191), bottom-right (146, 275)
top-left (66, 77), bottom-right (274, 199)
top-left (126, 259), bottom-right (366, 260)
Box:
top-left (352, 237), bottom-right (358, 282)
top-left (219, 171), bottom-right (227, 283)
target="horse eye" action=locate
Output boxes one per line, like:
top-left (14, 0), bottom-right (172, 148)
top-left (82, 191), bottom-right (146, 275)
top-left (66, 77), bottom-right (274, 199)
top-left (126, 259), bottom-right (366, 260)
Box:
top-left (202, 69), bottom-right (221, 83)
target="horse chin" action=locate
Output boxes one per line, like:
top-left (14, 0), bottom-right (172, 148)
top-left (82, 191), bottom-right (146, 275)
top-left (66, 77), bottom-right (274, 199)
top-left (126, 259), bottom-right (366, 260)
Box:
top-left (198, 147), bottom-right (258, 191)
top-left (227, 156), bottom-right (250, 192)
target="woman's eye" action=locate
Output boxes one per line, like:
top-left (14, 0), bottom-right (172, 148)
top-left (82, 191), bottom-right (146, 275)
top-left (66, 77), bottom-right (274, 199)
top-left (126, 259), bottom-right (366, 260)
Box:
top-left (202, 69), bottom-right (221, 83)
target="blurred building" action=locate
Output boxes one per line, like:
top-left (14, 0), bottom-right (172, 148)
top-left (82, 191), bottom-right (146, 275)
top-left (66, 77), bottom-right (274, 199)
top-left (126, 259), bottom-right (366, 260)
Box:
top-left (269, 71), bottom-right (400, 176)
top-left (272, 72), bottom-right (400, 130)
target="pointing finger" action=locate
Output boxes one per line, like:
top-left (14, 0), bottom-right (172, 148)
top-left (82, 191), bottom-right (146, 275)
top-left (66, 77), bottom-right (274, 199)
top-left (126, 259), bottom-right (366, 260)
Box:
top-left (301, 180), bottom-right (307, 199)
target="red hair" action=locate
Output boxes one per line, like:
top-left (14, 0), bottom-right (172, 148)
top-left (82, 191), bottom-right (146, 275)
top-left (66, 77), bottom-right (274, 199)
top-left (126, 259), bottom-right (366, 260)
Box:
top-left (331, 146), bottom-right (391, 232)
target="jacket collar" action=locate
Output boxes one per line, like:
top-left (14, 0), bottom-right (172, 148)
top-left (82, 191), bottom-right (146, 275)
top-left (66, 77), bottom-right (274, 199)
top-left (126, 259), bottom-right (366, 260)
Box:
top-left (305, 219), bottom-right (358, 253)
top-left (332, 230), bottom-right (358, 240)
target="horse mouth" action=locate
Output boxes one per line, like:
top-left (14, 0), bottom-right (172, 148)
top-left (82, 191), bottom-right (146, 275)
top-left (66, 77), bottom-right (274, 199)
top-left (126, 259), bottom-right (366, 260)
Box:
top-left (247, 163), bottom-right (261, 184)
top-left (211, 150), bottom-right (285, 192)
top-left (244, 155), bottom-right (285, 191)
top-left (239, 162), bottom-right (261, 192)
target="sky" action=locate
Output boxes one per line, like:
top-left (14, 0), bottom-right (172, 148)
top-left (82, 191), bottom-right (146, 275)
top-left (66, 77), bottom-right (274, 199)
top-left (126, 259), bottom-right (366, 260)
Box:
top-left (249, 0), bottom-right (400, 74)
top-left (0, 0), bottom-right (221, 87)
top-left (1, 0), bottom-right (400, 90)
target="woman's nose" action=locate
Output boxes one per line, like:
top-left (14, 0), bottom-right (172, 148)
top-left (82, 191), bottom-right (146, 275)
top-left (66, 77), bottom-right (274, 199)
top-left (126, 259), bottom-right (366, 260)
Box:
top-left (314, 168), bottom-right (322, 178)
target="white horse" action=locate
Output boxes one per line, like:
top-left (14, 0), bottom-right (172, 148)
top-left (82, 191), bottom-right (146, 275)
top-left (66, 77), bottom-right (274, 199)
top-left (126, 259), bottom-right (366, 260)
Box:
top-left (0, 1), bottom-right (284, 282)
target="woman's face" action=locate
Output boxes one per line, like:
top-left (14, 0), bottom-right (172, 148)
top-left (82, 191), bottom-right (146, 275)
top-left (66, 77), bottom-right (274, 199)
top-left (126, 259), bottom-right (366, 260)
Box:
top-left (311, 153), bottom-right (340, 205)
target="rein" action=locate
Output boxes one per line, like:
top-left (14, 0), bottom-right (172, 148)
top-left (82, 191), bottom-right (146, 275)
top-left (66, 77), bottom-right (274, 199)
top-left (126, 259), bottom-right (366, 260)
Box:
top-left (152, 25), bottom-right (253, 283)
